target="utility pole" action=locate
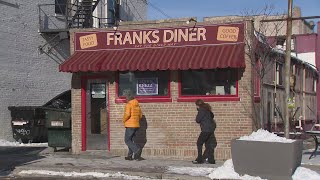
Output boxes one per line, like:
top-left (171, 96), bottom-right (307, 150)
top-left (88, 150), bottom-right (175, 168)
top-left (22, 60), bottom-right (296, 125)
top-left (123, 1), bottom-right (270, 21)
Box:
top-left (260, 2), bottom-right (320, 138)
top-left (284, 0), bottom-right (293, 138)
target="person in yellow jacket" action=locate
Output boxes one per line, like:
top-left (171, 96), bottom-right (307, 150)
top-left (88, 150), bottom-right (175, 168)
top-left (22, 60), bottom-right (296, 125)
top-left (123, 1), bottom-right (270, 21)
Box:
top-left (123, 91), bottom-right (143, 160)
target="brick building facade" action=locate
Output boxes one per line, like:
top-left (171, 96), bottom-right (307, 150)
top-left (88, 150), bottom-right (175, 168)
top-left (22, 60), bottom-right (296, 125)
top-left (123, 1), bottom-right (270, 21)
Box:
top-left (60, 19), bottom-right (255, 160)
top-left (0, 0), bottom-right (146, 141)
top-left (0, 0), bottom-right (71, 141)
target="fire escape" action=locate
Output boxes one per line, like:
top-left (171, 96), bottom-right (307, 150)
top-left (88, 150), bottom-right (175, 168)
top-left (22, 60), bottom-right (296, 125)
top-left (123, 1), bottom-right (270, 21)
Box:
top-left (38, 0), bottom-right (120, 64)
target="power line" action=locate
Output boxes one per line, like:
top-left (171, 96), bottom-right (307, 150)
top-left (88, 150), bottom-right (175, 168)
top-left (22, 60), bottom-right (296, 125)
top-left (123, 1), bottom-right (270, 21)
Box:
top-left (140, 0), bottom-right (171, 19)
top-left (127, 0), bottom-right (144, 21)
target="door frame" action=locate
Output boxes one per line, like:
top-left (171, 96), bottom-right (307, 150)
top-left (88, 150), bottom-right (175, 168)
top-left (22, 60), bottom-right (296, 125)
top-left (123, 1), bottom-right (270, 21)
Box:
top-left (81, 75), bottom-right (111, 151)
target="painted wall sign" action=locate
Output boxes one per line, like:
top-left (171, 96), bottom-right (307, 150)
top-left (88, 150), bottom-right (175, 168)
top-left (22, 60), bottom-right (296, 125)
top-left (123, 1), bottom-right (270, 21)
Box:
top-left (74, 23), bottom-right (244, 51)
top-left (217, 26), bottom-right (239, 42)
top-left (136, 78), bottom-right (158, 95)
top-left (79, 34), bottom-right (98, 49)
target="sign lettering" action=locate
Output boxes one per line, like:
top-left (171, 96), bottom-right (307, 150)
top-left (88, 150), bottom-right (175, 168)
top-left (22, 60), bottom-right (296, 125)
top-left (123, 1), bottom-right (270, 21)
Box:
top-left (75, 23), bottom-right (244, 50)
top-left (217, 26), bottom-right (239, 42)
top-left (137, 78), bottom-right (158, 95)
top-left (80, 34), bottom-right (98, 49)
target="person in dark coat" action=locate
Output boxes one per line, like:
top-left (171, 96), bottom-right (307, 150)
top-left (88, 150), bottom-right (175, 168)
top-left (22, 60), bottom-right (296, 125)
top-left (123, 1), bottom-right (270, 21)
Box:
top-left (192, 99), bottom-right (217, 164)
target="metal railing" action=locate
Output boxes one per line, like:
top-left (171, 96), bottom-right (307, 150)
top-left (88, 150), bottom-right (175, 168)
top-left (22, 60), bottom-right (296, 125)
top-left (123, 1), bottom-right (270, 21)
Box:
top-left (38, 3), bottom-right (114, 33)
top-left (38, 4), bottom-right (68, 32)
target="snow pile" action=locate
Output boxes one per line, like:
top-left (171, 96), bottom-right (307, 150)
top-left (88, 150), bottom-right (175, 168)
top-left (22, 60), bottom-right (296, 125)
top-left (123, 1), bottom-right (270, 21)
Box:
top-left (167, 166), bottom-right (214, 176)
top-left (208, 159), bottom-right (265, 180)
top-left (167, 160), bottom-right (264, 180)
top-left (18, 159), bottom-right (320, 180)
top-left (168, 160), bottom-right (320, 180)
top-left (292, 167), bottom-right (320, 180)
top-left (19, 170), bottom-right (155, 180)
top-left (238, 129), bottom-right (294, 143)
top-left (0, 139), bottom-right (48, 147)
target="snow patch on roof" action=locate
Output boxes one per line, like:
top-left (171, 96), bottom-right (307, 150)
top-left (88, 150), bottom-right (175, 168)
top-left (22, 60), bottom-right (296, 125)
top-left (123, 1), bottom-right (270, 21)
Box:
top-left (297, 52), bottom-right (316, 66)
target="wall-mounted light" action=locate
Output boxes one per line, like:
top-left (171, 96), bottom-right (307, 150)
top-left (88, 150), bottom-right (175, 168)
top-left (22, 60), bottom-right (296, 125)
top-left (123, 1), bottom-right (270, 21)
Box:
top-left (114, 31), bottom-right (121, 37)
top-left (113, 26), bottom-right (121, 37)
top-left (186, 18), bottom-right (197, 24)
top-left (186, 18), bottom-right (197, 31)
top-left (113, 19), bottom-right (121, 37)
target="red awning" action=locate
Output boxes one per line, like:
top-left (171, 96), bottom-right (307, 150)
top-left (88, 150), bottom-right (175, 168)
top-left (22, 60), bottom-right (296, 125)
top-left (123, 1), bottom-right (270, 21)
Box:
top-left (59, 44), bottom-right (245, 72)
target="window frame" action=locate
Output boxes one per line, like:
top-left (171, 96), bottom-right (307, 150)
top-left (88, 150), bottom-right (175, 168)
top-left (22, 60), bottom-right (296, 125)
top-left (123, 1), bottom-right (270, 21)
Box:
top-left (55, 0), bottom-right (67, 16)
top-left (115, 71), bottom-right (172, 103)
top-left (177, 69), bottom-right (240, 102)
top-left (254, 59), bottom-right (261, 102)
top-left (313, 77), bottom-right (317, 92)
top-left (276, 62), bottom-right (283, 86)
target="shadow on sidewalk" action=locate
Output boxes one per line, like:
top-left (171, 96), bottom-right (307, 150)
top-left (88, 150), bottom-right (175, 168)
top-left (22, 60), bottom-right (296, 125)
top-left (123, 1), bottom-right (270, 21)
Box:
top-left (134, 115), bottom-right (148, 157)
top-left (0, 146), bottom-right (46, 176)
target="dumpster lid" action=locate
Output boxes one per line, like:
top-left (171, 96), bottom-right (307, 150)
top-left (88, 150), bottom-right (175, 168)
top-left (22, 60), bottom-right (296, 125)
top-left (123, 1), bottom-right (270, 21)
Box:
top-left (8, 106), bottom-right (42, 111)
top-left (43, 90), bottom-right (71, 110)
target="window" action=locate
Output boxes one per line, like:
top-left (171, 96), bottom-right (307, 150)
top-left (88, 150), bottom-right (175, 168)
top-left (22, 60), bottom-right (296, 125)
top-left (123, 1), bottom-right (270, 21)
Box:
top-left (254, 59), bottom-right (261, 102)
top-left (55, 0), bottom-right (67, 15)
top-left (276, 63), bottom-right (283, 85)
top-left (117, 71), bottom-right (170, 102)
top-left (179, 69), bottom-right (239, 101)
top-left (313, 78), bottom-right (317, 92)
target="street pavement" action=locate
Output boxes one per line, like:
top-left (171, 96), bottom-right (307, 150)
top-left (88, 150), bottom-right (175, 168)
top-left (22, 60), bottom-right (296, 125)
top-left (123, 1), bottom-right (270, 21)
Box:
top-left (1, 145), bottom-right (320, 179)
top-left (1, 147), bottom-right (219, 179)
top-left (0, 146), bottom-right (46, 176)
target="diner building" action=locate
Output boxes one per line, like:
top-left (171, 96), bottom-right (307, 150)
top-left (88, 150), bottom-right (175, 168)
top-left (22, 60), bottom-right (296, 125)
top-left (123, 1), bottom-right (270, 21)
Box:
top-left (59, 18), bottom-right (261, 160)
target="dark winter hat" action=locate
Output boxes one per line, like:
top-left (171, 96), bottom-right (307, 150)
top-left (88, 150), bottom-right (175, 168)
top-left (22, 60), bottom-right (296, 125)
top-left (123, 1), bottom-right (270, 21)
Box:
top-left (124, 90), bottom-right (134, 101)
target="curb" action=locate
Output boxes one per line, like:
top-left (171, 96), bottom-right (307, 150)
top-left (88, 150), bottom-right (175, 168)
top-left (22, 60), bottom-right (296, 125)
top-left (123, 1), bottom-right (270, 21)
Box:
top-left (162, 173), bottom-right (211, 180)
top-left (12, 166), bottom-right (211, 180)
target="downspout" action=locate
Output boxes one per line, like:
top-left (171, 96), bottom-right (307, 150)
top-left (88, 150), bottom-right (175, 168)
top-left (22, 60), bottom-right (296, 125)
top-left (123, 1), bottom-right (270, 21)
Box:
top-left (316, 21), bottom-right (320, 122)
top-left (274, 59), bottom-right (277, 131)
top-left (303, 66), bottom-right (306, 121)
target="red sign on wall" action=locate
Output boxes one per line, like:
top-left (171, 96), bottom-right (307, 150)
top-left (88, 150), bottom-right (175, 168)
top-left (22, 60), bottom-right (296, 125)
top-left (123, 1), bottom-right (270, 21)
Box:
top-left (74, 23), bottom-right (244, 51)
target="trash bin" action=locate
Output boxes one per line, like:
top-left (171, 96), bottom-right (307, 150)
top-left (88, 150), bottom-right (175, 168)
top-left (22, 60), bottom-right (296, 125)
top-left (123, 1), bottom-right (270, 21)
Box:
top-left (44, 108), bottom-right (71, 152)
top-left (8, 106), bottom-right (48, 143)
top-left (8, 90), bottom-right (71, 144)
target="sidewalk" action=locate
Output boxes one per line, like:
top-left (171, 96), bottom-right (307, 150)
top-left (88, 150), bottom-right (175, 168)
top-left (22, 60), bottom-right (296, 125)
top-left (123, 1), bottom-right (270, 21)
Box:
top-left (10, 147), bottom-right (320, 179)
top-left (11, 148), bottom-right (221, 180)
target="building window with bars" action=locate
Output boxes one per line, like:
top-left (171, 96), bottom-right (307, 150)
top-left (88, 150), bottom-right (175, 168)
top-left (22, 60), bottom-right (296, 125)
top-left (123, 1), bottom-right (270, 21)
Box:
top-left (55, 0), bottom-right (67, 15)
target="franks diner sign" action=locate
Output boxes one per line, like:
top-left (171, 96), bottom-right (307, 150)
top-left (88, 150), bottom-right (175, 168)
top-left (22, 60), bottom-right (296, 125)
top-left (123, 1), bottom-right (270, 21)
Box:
top-left (75, 23), bottom-right (244, 51)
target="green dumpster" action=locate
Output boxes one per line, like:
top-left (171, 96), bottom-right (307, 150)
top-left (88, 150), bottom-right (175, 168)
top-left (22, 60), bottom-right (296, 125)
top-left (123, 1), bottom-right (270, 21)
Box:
top-left (8, 106), bottom-right (48, 143)
top-left (44, 108), bottom-right (71, 152)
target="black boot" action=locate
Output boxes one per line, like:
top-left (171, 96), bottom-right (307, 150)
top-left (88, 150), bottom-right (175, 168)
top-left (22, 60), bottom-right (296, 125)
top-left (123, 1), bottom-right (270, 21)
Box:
top-left (192, 158), bottom-right (204, 164)
top-left (125, 156), bottom-right (133, 160)
top-left (133, 149), bottom-right (142, 160)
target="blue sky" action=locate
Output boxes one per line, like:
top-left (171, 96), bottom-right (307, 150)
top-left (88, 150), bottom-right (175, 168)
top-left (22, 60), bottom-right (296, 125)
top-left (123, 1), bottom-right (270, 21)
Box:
top-left (147, 0), bottom-right (320, 22)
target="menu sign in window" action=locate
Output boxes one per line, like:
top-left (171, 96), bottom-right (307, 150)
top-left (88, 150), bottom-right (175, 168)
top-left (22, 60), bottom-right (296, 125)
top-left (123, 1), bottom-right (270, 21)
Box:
top-left (136, 78), bottom-right (158, 95)
top-left (91, 83), bottom-right (106, 98)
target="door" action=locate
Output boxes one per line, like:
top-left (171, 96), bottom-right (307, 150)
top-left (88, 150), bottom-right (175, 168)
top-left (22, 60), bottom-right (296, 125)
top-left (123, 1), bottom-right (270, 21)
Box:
top-left (86, 79), bottom-right (108, 150)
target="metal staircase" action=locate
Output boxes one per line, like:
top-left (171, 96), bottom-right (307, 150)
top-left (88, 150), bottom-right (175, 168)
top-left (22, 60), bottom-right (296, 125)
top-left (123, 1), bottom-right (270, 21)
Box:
top-left (37, 0), bottom-right (117, 64)
top-left (68, 0), bottom-right (101, 28)
top-left (38, 0), bottom-right (103, 33)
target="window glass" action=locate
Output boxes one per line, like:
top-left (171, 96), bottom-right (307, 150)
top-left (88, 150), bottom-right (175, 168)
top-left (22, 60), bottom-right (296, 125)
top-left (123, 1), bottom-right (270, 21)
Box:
top-left (55, 0), bottom-right (67, 15)
top-left (118, 71), bottom-right (169, 97)
top-left (276, 63), bottom-right (283, 85)
top-left (180, 69), bottom-right (238, 96)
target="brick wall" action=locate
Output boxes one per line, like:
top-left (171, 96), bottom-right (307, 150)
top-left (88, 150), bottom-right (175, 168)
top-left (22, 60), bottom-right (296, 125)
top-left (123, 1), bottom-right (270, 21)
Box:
top-left (70, 20), bottom-right (255, 160)
top-left (0, 0), bottom-right (71, 141)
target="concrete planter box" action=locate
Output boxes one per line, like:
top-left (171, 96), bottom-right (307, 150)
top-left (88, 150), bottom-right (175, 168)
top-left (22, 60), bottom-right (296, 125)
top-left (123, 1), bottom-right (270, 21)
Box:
top-left (231, 139), bottom-right (303, 180)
